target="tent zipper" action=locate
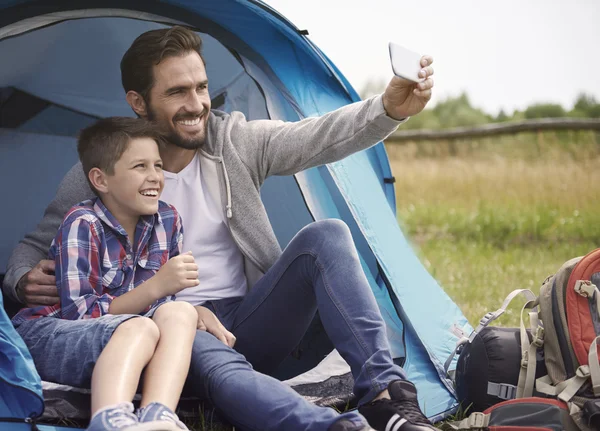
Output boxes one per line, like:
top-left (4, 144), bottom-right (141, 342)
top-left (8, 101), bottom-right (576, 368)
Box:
top-left (0, 417), bottom-right (39, 430)
top-left (0, 377), bottom-right (43, 430)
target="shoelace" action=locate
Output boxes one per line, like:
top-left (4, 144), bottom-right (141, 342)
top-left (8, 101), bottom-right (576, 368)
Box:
top-left (107, 410), bottom-right (138, 428)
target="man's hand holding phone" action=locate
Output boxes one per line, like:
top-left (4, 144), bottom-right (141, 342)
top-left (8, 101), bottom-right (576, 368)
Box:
top-left (383, 42), bottom-right (434, 121)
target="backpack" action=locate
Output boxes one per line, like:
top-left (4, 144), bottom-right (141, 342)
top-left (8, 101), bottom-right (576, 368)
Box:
top-left (534, 249), bottom-right (600, 430)
top-left (442, 397), bottom-right (580, 431)
top-left (449, 290), bottom-right (547, 412)
top-left (448, 249), bottom-right (600, 430)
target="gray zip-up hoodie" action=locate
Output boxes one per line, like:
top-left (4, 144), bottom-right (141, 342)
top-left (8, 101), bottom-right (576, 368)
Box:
top-left (3, 95), bottom-right (403, 302)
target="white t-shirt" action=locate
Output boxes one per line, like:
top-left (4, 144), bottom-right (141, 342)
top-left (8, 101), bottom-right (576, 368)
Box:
top-left (160, 152), bottom-right (247, 305)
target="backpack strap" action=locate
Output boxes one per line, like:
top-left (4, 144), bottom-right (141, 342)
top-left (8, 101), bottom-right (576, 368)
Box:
top-left (443, 336), bottom-right (469, 376)
top-left (587, 335), bottom-right (600, 397)
top-left (535, 336), bottom-right (600, 401)
top-left (536, 365), bottom-right (590, 402)
top-left (443, 289), bottom-right (538, 378)
top-left (516, 298), bottom-right (544, 398)
top-left (487, 382), bottom-right (517, 400)
top-left (471, 289), bottom-right (538, 338)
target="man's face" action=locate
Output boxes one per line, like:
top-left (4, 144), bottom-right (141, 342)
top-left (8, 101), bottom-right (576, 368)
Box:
top-left (103, 137), bottom-right (164, 221)
top-left (146, 52), bottom-right (211, 150)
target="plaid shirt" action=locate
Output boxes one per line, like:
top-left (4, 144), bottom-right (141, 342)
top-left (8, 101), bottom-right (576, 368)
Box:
top-left (12, 198), bottom-right (183, 326)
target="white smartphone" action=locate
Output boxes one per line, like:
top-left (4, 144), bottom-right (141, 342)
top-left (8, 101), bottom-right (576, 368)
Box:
top-left (388, 42), bottom-right (423, 83)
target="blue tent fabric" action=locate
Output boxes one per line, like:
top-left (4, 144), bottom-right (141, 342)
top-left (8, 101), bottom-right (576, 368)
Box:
top-left (0, 291), bottom-right (43, 420)
top-left (0, 0), bottom-right (473, 427)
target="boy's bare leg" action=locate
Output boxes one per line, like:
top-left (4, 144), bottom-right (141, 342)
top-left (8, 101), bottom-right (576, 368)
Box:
top-left (141, 301), bottom-right (198, 410)
top-left (90, 317), bottom-right (160, 415)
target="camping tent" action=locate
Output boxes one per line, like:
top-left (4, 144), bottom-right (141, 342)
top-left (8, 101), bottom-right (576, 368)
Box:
top-left (0, 0), bottom-right (473, 429)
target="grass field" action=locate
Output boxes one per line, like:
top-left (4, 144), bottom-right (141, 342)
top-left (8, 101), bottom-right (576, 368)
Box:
top-left (387, 130), bottom-right (600, 327)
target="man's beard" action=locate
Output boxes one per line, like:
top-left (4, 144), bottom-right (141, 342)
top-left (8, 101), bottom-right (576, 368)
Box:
top-left (147, 105), bottom-right (206, 150)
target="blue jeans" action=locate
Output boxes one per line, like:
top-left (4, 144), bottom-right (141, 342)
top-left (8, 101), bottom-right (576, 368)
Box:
top-left (185, 219), bottom-right (406, 431)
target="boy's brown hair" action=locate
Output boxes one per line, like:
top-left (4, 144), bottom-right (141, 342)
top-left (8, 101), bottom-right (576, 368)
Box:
top-left (121, 26), bottom-right (205, 102)
top-left (77, 117), bottom-right (163, 195)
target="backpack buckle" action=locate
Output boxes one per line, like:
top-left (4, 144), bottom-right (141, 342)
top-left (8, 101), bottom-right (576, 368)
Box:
top-left (479, 312), bottom-right (494, 327)
top-left (466, 412), bottom-right (487, 428)
top-left (521, 351), bottom-right (529, 368)
top-left (576, 365), bottom-right (590, 379)
top-left (575, 280), bottom-right (597, 298)
top-left (487, 382), bottom-right (517, 400)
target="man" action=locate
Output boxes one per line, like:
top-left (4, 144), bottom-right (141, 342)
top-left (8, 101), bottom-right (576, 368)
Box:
top-left (4, 26), bottom-right (436, 431)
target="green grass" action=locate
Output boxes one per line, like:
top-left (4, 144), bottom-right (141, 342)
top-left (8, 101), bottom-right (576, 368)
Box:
top-left (413, 239), bottom-right (596, 327)
top-left (388, 131), bottom-right (600, 327)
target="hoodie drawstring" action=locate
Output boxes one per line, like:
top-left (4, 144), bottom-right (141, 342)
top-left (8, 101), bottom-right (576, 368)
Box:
top-left (220, 159), bottom-right (233, 219)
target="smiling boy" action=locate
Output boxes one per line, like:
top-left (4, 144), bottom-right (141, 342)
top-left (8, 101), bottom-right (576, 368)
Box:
top-left (12, 117), bottom-right (201, 431)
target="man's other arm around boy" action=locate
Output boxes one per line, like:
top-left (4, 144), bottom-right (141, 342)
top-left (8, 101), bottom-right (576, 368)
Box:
top-left (12, 118), bottom-right (207, 431)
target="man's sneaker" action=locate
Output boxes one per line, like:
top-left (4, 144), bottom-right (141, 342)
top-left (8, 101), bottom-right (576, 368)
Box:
top-left (87, 402), bottom-right (178, 431)
top-left (358, 380), bottom-right (437, 431)
top-left (329, 418), bottom-right (376, 431)
top-left (137, 402), bottom-right (189, 430)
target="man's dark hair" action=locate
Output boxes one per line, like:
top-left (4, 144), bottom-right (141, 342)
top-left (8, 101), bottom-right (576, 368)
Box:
top-left (78, 117), bottom-right (163, 194)
top-left (120, 26), bottom-right (205, 101)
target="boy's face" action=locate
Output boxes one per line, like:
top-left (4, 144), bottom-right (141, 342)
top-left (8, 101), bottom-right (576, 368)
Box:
top-left (102, 137), bottom-right (164, 221)
top-left (145, 51), bottom-right (211, 150)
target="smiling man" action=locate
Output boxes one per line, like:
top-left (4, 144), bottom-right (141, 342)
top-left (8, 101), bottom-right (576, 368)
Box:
top-left (4, 26), bottom-right (436, 431)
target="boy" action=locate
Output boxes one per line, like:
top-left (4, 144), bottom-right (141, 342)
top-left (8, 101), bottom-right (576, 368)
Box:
top-left (12, 117), bottom-right (200, 431)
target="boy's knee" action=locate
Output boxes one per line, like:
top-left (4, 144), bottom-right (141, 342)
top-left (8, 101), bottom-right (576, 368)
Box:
top-left (154, 301), bottom-right (198, 328)
top-left (115, 316), bottom-right (160, 344)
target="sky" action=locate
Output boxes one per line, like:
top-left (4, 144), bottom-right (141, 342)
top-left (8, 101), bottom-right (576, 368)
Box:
top-left (267, 0), bottom-right (600, 115)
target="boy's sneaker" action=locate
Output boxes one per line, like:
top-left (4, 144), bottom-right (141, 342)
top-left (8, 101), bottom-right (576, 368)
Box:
top-left (358, 380), bottom-right (437, 431)
top-left (329, 418), bottom-right (376, 430)
top-left (87, 402), bottom-right (178, 430)
top-left (137, 402), bottom-right (189, 430)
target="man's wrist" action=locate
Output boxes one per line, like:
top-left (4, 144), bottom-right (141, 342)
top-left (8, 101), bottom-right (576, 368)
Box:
top-left (9, 267), bottom-right (31, 304)
top-left (16, 276), bottom-right (26, 302)
top-left (381, 94), bottom-right (408, 122)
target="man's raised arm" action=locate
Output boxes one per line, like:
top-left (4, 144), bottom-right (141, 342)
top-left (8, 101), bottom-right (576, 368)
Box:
top-left (2, 162), bottom-right (93, 305)
top-left (233, 57), bottom-right (434, 181)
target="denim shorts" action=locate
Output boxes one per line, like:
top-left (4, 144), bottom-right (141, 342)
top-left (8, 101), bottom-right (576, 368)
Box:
top-left (16, 314), bottom-right (139, 388)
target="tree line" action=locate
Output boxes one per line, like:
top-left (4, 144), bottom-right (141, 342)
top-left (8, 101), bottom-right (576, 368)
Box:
top-left (360, 82), bottom-right (600, 130)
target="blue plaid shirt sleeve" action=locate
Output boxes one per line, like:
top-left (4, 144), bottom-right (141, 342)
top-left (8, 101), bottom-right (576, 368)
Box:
top-left (55, 215), bottom-right (115, 320)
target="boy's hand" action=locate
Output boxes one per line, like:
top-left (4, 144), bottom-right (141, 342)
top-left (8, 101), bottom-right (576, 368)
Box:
top-left (17, 260), bottom-right (59, 307)
top-left (155, 251), bottom-right (199, 296)
top-left (195, 305), bottom-right (236, 347)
